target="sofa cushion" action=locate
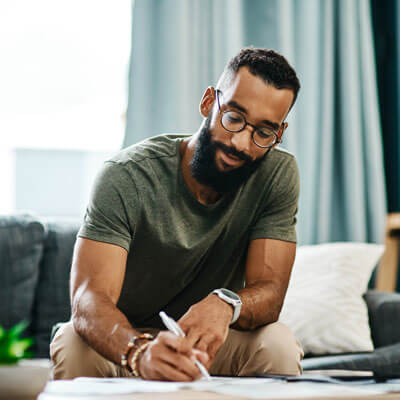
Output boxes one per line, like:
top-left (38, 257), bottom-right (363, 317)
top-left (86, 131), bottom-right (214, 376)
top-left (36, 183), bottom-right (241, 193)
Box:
top-left (0, 214), bottom-right (45, 332)
top-left (364, 290), bottom-right (400, 348)
top-left (279, 242), bottom-right (384, 355)
top-left (301, 342), bottom-right (400, 378)
top-left (31, 218), bottom-right (80, 358)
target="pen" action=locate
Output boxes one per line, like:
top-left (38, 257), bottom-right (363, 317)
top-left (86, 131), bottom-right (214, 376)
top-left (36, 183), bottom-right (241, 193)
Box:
top-left (159, 311), bottom-right (211, 380)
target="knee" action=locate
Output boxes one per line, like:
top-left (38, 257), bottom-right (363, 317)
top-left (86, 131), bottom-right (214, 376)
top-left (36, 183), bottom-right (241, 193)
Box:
top-left (242, 322), bottom-right (304, 376)
top-left (50, 321), bottom-right (118, 379)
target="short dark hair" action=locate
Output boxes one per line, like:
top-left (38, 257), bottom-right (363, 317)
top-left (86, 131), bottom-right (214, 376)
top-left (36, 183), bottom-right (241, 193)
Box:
top-left (220, 47), bottom-right (300, 107)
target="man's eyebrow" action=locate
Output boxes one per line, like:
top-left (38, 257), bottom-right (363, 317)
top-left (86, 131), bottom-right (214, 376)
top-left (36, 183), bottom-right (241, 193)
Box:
top-left (226, 100), bottom-right (281, 131)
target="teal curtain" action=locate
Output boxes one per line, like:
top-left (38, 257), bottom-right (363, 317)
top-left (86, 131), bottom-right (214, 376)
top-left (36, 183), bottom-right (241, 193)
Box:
top-left (371, 0), bottom-right (400, 213)
top-left (125, 0), bottom-right (387, 245)
top-left (124, 0), bottom-right (244, 145)
top-left (371, 0), bottom-right (400, 290)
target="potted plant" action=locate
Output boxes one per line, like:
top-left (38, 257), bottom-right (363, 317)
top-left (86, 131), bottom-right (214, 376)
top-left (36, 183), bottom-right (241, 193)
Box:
top-left (0, 321), bottom-right (50, 399)
top-left (0, 321), bottom-right (34, 364)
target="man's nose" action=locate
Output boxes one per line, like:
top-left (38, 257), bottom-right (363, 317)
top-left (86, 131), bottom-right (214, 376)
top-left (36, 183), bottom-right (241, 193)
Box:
top-left (230, 125), bottom-right (253, 156)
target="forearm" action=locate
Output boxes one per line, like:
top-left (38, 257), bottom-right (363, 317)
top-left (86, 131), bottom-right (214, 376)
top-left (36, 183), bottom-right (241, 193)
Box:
top-left (235, 280), bottom-right (285, 330)
top-left (71, 287), bottom-right (142, 366)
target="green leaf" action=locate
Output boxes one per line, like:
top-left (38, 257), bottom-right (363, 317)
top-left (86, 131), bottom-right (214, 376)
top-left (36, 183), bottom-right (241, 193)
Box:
top-left (9, 338), bottom-right (34, 358)
top-left (7, 320), bottom-right (29, 339)
top-left (0, 322), bottom-right (34, 365)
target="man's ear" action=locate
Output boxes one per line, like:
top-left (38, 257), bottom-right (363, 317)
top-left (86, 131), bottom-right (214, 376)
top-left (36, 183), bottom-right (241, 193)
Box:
top-left (272, 122), bottom-right (288, 149)
top-left (199, 87), bottom-right (216, 118)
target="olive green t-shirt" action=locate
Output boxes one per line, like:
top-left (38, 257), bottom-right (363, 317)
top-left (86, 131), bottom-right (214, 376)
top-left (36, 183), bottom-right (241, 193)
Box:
top-left (78, 134), bottom-right (300, 329)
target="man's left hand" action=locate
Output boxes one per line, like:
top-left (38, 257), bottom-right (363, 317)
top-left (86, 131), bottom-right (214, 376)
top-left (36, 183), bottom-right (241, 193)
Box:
top-left (177, 294), bottom-right (233, 368)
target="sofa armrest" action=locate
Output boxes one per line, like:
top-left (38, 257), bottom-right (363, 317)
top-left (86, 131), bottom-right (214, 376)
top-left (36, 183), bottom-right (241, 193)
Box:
top-left (364, 290), bottom-right (400, 348)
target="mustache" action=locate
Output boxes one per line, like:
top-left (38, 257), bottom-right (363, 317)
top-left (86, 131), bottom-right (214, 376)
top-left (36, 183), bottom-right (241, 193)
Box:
top-left (214, 141), bottom-right (252, 163)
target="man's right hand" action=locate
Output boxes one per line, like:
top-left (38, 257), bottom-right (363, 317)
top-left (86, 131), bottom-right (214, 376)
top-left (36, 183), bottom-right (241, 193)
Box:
top-left (137, 331), bottom-right (209, 381)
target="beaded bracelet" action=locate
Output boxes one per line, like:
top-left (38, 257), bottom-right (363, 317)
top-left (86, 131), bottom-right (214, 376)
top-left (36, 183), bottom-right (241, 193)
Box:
top-left (121, 333), bottom-right (154, 373)
top-left (131, 341), bottom-right (152, 377)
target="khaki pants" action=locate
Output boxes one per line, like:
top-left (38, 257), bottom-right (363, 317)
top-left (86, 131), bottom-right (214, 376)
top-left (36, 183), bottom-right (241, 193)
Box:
top-left (50, 321), bottom-right (303, 380)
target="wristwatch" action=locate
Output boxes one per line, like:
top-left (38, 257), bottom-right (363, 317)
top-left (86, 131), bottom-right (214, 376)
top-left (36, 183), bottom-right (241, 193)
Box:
top-left (212, 288), bottom-right (242, 324)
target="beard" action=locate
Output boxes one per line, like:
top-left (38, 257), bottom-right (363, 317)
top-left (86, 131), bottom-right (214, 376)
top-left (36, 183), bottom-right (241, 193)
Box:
top-left (189, 115), bottom-right (268, 194)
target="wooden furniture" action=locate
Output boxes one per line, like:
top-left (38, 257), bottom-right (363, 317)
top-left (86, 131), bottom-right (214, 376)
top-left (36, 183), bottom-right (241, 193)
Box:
top-left (376, 213), bottom-right (400, 292)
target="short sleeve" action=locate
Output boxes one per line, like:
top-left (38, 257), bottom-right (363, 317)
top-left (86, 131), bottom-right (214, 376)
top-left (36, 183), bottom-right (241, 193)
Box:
top-left (250, 155), bottom-right (300, 243)
top-left (78, 161), bottom-right (138, 251)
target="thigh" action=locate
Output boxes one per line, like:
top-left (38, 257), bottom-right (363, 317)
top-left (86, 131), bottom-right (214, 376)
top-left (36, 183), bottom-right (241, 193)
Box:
top-left (50, 321), bottom-right (131, 379)
top-left (210, 322), bottom-right (303, 376)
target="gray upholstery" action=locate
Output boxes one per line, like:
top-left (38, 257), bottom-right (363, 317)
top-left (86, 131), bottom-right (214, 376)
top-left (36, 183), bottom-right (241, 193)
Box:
top-left (31, 218), bottom-right (80, 357)
top-left (301, 291), bottom-right (400, 374)
top-left (0, 214), bottom-right (45, 332)
top-left (364, 290), bottom-right (400, 348)
top-left (302, 342), bottom-right (400, 378)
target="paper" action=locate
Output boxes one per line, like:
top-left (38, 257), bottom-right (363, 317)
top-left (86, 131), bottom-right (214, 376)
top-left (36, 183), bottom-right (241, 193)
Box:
top-left (42, 376), bottom-right (392, 398)
top-left (44, 379), bottom-right (182, 395)
top-left (210, 381), bottom-right (385, 399)
top-left (43, 376), bottom-right (277, 396)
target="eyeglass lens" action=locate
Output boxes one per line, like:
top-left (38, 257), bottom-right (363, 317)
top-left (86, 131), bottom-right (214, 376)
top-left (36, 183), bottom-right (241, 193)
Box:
top-left (221, 111), bottom-right (277, 148)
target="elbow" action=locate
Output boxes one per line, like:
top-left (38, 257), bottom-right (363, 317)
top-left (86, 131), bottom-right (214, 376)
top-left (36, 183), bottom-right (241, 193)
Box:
top-left (70, 281), bottom-right (91, 334)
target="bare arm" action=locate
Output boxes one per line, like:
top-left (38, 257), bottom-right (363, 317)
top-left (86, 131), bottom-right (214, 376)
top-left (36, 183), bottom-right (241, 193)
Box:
top-left (70, 237), bottom-right (138, 365)
top-left (70, 237), bottom-right (207, 380)
top-left (234, 237), bottom-right (296, 330)
top-left (178, 238), bottom-right (295, 366)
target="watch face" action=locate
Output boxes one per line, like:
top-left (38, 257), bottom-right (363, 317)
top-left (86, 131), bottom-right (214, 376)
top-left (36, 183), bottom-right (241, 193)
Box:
top-left (220, 288), bottom-right (239, 301)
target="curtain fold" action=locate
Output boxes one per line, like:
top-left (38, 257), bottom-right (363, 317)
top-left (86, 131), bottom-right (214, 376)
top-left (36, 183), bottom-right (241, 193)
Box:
top-left (125, 0), bottom-right (387, 245)
top-left (124, 0), bottom-right (244, 146)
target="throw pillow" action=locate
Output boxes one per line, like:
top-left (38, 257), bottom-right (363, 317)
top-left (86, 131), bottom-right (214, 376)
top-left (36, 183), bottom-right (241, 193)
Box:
top-left (0, 214), bottom-right (45, 331)
top-left (279, 242), bottom-right (385, 355)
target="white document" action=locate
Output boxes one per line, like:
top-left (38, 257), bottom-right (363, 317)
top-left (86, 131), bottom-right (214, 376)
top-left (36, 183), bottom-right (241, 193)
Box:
top-left (210, 381), bottom-right (385, 398)
top-left (43, 376), bottom-right (276, 396)
top-left (42, 376), bottom-right (387, 398)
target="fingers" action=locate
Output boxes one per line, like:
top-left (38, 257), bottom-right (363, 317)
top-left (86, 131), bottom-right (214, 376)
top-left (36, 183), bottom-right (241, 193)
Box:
top-left (156, 361), bottom-right (194, 382)
top-left (196, 331), bottom-right (224, 357)
top-left (159, 331), bottom-right (193, 355)
top-left (158, 346), bottom-right (201, 380)
top-left (192, 349), bottom-right (209, 366)
top-left (194, 333), bottom-right (214, 353)
top-left (207, 339), bottom-right (222, 363)
top-left (140, 332), bottom-right (203, 381)
top-left (184, 327), bottom-right (200, 349)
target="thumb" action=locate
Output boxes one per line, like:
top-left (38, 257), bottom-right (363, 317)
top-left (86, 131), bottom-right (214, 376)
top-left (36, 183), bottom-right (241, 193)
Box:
top-left (192, 349), bottom-right (209, 366)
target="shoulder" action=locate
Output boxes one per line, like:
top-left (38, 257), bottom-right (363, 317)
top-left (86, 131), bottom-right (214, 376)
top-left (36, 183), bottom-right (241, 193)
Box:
top-left (257, 146), bottom-right (299, 180)
top-left (107, 134), bottom-right (191, 166)
top-left (248, 146), bottom-right (300, 201)
top-left (267, 146), bottom-right (297, 166)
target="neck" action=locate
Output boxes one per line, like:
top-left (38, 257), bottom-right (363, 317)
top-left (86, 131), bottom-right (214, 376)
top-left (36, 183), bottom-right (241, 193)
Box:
top-left (180, 133), bottom-right (222, 205)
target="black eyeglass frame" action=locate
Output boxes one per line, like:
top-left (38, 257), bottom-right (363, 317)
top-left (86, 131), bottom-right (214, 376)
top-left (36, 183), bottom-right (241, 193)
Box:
top-left (215, 89), bottom-right (284, 149)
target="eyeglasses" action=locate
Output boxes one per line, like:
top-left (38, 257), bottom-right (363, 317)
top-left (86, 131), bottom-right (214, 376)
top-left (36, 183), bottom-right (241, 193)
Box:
top-left (216, 89), bottom-right (282, 149)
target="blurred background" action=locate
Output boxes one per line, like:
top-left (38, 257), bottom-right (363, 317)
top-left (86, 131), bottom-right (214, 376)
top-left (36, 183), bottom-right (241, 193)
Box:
top-left (0, 0), bottom-right (398, 249)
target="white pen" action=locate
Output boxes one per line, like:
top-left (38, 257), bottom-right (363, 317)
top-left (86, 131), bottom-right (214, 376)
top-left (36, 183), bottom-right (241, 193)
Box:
top-left (159, 311), bottom-right (211, 380)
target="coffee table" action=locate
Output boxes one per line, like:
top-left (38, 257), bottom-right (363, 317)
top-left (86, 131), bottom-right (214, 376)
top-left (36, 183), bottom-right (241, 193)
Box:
top-left (36, 376), bottom-right (400, 400)
top-left (37, 391), bottom-right (400, 400)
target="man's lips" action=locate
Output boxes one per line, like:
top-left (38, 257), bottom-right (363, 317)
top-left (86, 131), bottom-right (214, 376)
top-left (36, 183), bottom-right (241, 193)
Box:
top-left (218, 149), bottom-right (246, 167)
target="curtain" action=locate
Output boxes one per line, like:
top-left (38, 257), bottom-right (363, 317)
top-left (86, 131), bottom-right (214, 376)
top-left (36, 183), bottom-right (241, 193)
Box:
top-left (371, 0), bottom-right (400, 290)
top-left (371, 0), bottom-right (400, 213)
top-left (125, 0), bottom-right (387, 245)
top-left (124, 0), bottom-right (244, 145)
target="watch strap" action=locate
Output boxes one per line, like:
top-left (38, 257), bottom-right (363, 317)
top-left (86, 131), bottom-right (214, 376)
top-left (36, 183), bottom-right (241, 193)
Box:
top-left (212, 288), bottom-right (242, 324)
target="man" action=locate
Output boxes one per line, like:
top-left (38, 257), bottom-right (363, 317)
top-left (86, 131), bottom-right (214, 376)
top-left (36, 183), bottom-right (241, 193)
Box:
top-left (51, 47), bottom-right (303, 381)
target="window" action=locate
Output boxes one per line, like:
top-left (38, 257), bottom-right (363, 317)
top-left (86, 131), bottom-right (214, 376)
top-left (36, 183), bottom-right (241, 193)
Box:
top-left (0, 1), bottom-right (132, 214)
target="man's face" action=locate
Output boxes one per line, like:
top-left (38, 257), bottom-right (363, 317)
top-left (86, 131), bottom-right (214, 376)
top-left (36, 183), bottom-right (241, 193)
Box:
top-left (190, 67), bottom-right (294, 193)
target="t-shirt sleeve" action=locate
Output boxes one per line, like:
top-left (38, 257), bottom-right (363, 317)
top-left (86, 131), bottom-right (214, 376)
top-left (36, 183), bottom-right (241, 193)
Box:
top-left (78, 161), bottom-right (138, 251)
top-left (250, 155), bottom-right (300, 243)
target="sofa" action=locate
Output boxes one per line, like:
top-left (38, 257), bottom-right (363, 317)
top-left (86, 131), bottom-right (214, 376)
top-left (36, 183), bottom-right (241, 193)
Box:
top-left (1, 213), bottom-right (400, 376)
